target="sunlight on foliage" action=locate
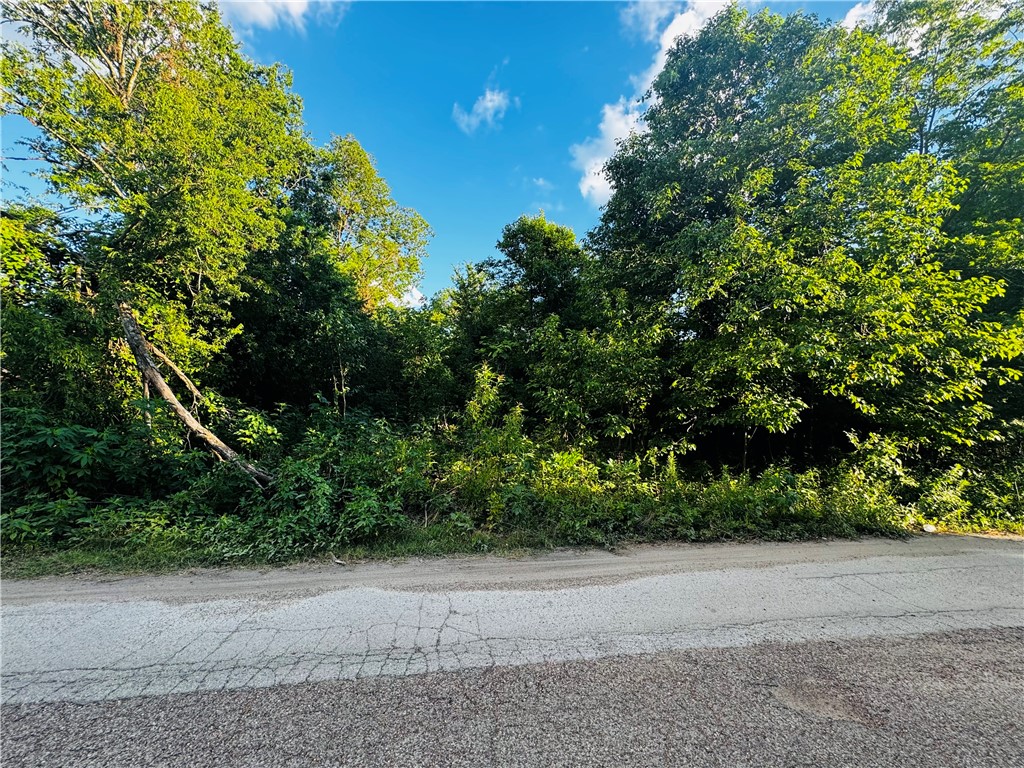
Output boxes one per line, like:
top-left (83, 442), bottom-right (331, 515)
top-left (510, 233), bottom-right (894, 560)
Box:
top-left (2, 1), bottom-right (1021, 570)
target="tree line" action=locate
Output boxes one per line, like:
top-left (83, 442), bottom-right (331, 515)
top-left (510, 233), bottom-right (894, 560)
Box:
top-left (1, 0), bottom-right (1021, 566)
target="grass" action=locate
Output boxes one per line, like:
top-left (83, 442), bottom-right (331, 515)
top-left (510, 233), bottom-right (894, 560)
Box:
top-left (3, 514), bottom-right (1018, 581)
top-left (0, 524), bottom-right (561, 579)
top-left (1, 540), bottom-right (218, 579)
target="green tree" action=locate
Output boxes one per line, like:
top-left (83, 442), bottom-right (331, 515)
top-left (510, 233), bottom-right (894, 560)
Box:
top-left (223, 222), bottom-right (375, 413)
top-left (295, 136), bottom-right (431, 312)
top-left (224, 134), bottom-right (433, 414)
top-left (471, 216), bottom-right (594, 412)
top-left (447, 215), bottom-right (670, 447)
top-left (2, 0), bottom-right (306, 480)
top-left (592, 6), bottom-right (1023, 451)
top-left (1, 1), bottom-right (305, 362)
top-left (873, 0), bottom-right (1024, 433)
top-left (485, 214), bottom-right (591, 322)
top-left (1, 206), bottom-right (128, 425)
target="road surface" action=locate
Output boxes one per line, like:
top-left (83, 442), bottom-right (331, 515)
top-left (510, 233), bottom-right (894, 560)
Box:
top-left (2, 536), bottom-right (1022, 766)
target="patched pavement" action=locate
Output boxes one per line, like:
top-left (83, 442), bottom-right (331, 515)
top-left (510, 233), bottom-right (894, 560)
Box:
top-left (2, 537), bottom-right (1022, 766)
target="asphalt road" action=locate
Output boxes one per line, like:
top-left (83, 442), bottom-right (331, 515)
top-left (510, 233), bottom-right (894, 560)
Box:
top-left (2, 536), bottom-right (1022, 766)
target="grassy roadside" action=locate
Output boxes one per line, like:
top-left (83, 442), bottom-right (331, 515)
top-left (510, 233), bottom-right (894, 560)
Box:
top-left (5, 517), bottom-right (1019, 580)
top-left (0, 525), bottom-right (557, 579)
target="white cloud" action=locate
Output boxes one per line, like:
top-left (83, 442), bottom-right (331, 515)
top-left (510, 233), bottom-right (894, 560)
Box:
top-left (620, 1), bottom-right (683, 43)
top-left (219, 1), bottom-right (348, 32)
top-left (631, 1), bottom-right (731, 95)
top-left (396, 286), bottom-right (426, 309)
top-left (570, 98), bottom-right (645, 206)
top-left (841, 1), bottom-right (877, 29)
top-left (571, 1), bottom-right (729, 206)
top-left (453, 88), bottom-right (511, 135)
top-left (532, 177), bottom-right (554, 190)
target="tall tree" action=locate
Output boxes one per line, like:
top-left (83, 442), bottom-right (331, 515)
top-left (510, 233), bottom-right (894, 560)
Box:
top-left (2, 0), bottom-right (305, 481)
top-left (294, 136), bottom-right (431, 313)
top-left (224, 134), bottom-right (433, 411)
top-left (872, 0), bottom-right (1024, 432)
top-left (591, 7), bottom-right (1023, 451)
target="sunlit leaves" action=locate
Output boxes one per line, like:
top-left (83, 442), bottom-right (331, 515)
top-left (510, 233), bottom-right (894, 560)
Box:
top-left (594, 5), bottom-right (1023, 446)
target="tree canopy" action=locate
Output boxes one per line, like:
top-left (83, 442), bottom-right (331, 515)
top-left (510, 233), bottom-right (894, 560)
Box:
top-left (590, 4), bottom-right (1023, 450)
top-left (2, 1), bottom-right (1022, 564)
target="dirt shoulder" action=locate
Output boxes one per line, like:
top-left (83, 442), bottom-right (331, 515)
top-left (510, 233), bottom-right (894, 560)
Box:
top-left (3, 534), bottom-right (1021, 605)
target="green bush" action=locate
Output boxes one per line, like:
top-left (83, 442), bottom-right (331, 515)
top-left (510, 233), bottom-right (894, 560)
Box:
top-left (5, 386), bottom-right (1019, 565)
top-left (1, 407), bottom-right (207, 545)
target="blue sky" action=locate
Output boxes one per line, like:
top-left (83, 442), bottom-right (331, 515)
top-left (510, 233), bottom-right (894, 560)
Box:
top-left (3, 1), bottom-right (870, 300)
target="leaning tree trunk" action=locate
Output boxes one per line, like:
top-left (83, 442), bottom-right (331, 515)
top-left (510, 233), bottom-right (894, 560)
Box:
top-left (118, 304), bottom-right (272, 487)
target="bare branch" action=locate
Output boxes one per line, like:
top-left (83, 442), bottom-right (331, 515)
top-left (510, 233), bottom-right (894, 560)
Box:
top-left (118, 304), bottom-right (272, 487)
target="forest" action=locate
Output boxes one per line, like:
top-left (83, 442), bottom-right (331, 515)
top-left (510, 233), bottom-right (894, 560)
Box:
top-left (1, 0), bottom-right (1022, 572)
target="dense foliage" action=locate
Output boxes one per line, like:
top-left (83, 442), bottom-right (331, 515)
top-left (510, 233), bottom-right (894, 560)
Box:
top-left (2, 1), bottom-right (1022, 569)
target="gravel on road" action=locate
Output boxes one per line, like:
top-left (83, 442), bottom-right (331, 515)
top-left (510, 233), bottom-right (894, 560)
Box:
top-left (3, 627), bottom-right (1022, 768)
top-left (3, 537), bottom-right (1022, 705)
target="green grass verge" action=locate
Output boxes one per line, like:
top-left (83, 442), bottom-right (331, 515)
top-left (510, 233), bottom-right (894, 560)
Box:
top-left (3, 518), bottom-right (1018, 580)
top-left (0, 525), bottom-right (561, 579)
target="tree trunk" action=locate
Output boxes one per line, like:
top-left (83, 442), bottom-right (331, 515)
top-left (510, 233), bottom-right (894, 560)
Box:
top-left (118, 304), bottom-right (272, 487)
top-left (148, 342), bottom-right (203, 412)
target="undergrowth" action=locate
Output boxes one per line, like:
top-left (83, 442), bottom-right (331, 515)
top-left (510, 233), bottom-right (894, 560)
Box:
top-left (4, 375), bottom-right (1019, 577)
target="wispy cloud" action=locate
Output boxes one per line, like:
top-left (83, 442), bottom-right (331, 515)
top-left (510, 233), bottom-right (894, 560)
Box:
top-left (530, 200), bottom-right (566, 213)
top-left (631, 1), bottom-right (730, 95)
top-left (842, 1), bottom-right (877, 29)
top-left (570, 1), bottom-right (731, 206)
top-left (532, 177), bottom-right (554, 190)
top-left (396, 286), bottom-right (426, 309)
top-left (620, 1), bottom-right (683, 43)
top-left (219, 1), bottom-right (348, 32)
top-left (453, 88), bottom-right (512, 135)
top-left (570, 98), bottom-right (645, 207)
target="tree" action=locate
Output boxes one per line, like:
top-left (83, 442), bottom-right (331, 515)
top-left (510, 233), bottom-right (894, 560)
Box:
top-left (1, 205), bottom-right (122, 426)
top-left (873, 0), bottom-right (1024, 434)
top-left (485, 214), bottom-right (591, 322)
top-left (224, 133), bottom-right (433, 413)
top-left (591, 7), bottom-right (1023, 451)
top-left (223, 210), bottom-right (379, 413)
top-left (443, 215), bottom-right (670, 447)
top-left (2, 0), bottom-right (305, 482)
top-left (294, 136), bottom-right (431, 312)
top-left (472, 215), bottom-right (593, 412)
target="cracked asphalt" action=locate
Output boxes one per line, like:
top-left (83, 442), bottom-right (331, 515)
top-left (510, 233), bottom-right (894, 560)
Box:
top-left (2, 536), bottom-right (1022, 766)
